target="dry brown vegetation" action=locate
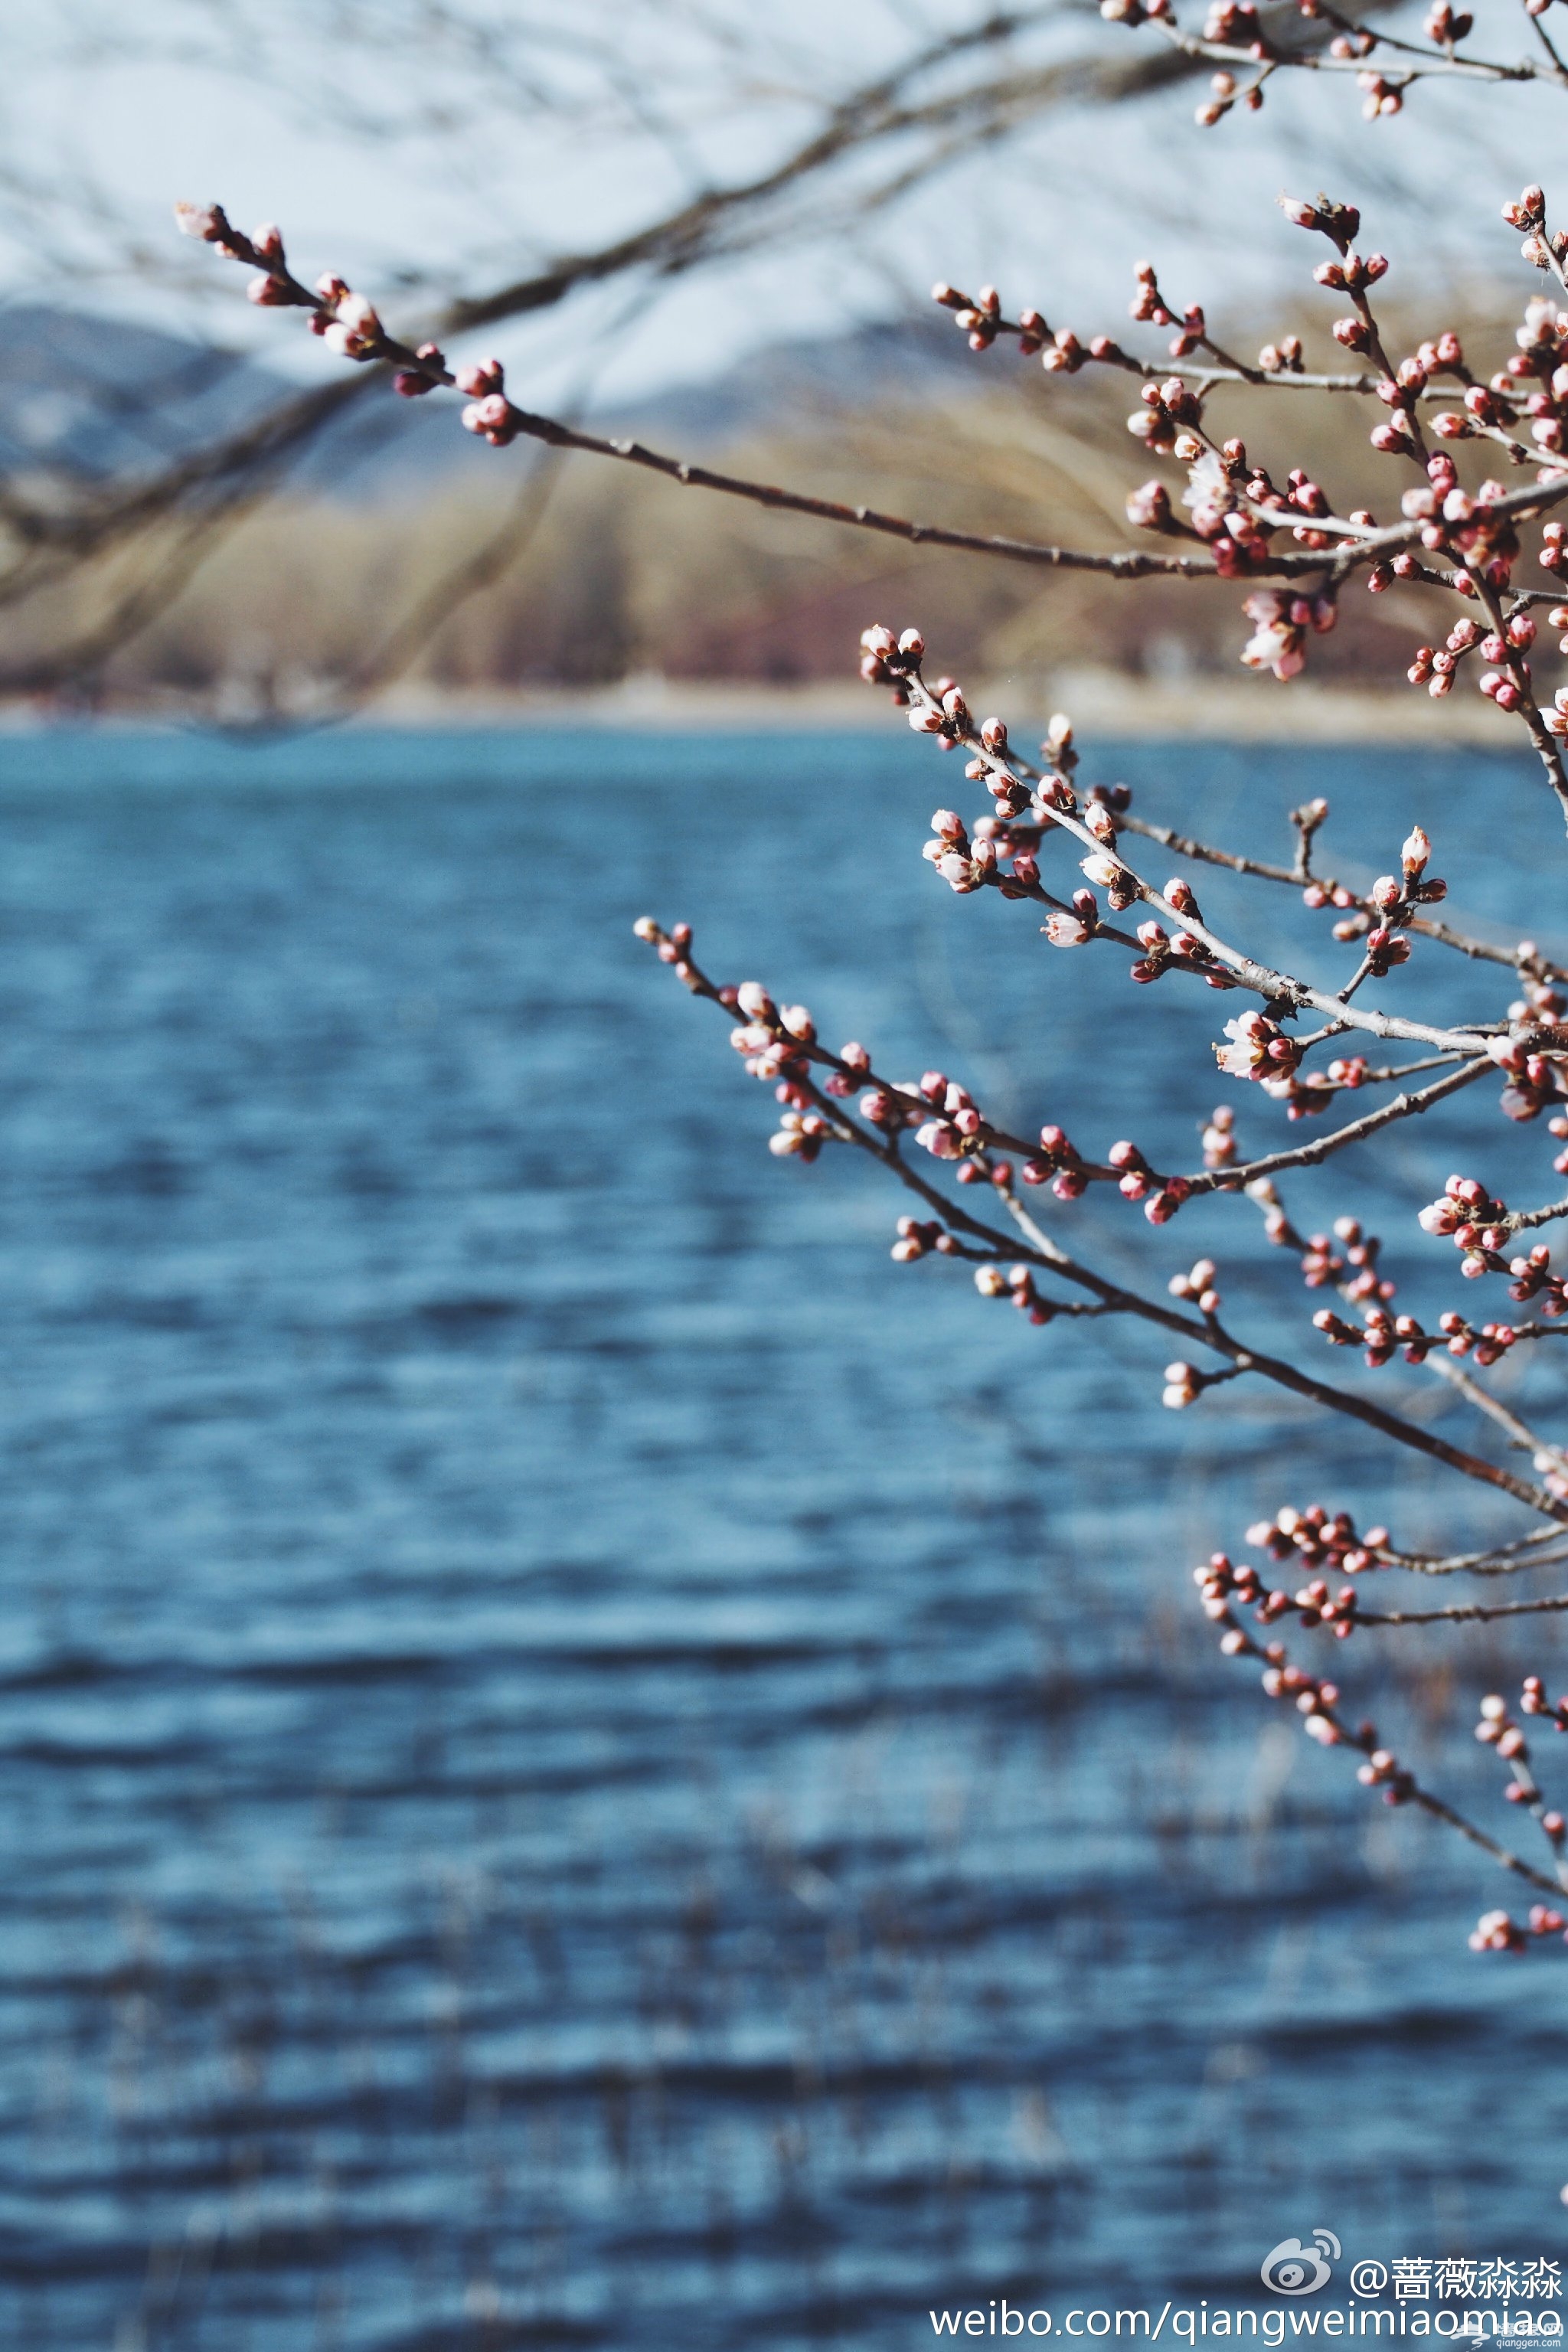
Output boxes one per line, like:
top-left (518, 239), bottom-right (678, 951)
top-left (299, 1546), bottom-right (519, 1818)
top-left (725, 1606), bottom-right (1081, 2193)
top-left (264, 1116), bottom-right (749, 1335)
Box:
top-left (14, 299), bottom-right (1507, 714)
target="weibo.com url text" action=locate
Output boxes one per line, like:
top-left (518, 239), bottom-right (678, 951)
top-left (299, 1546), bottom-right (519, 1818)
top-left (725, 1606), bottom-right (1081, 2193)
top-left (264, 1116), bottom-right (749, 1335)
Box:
top-left (928, 2309), bottom-right (1564, 2341)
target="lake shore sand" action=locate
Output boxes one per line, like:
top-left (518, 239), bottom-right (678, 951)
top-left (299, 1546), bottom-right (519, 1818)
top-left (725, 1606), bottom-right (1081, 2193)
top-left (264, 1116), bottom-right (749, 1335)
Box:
top-left (354, 669), bottom-right (1527, 743)
top-left (0, 668), bottom-right (1528, 743)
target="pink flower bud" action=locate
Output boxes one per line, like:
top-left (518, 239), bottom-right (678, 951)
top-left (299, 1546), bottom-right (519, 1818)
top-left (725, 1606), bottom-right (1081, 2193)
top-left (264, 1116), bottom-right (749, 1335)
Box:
top-left (174, 200), bottom-right (228, 242)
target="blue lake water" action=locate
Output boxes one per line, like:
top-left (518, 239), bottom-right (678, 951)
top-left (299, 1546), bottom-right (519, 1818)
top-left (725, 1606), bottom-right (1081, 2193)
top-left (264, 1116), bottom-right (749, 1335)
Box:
top-left (1, 724), bottom-right (1566, 2349)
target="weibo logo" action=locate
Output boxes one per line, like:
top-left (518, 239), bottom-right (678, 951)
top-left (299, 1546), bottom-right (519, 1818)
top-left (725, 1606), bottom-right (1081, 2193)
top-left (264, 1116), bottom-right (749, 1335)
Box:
top-left (1261, 2232), bottom-right (1341, 2296)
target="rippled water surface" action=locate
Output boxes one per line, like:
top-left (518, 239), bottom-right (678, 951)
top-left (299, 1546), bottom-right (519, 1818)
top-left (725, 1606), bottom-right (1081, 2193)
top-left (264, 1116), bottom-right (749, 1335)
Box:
top-left (2, 725), bottom-right (1566, 2350)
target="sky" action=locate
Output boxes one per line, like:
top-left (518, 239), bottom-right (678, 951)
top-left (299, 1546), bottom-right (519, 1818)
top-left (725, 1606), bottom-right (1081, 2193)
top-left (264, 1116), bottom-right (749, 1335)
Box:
top-left (0, 0), bottom-right (1562, 413)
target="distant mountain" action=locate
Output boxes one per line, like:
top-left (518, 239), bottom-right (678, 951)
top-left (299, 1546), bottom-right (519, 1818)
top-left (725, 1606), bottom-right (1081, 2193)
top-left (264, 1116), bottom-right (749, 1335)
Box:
top-left (0, 303), bottom-right (982, 499)
top-left (596, 314), bottom-right (984, 445)
top-left (0, 303), bottom-right (286, 482)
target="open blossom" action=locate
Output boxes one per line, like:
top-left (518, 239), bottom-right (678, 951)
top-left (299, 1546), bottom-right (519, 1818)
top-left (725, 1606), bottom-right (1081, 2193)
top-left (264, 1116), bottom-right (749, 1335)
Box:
top-left (1239, 590), bottom-right (1306, 681)
top-left (1215, 1008), bottom-right (1300, 1080)
top-left (1044, 909), bottom-right (1093, 946)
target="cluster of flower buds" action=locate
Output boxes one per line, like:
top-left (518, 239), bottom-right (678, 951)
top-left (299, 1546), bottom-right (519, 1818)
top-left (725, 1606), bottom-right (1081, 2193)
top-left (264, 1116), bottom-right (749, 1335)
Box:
top-left (923, 808), bottom-right (989, 896)
top-left (1312, 247), bottom-right (1390, 302)
top-left (913, 1073), bottom-right (986, 1161)
top-left (1504, 1240), bottom-right (1568, 1315)
top-left (452, 357), bottom-right (520, 446)
top-left (1485, 1031), bottom-right (1568, 1123)
top-left (932, 280), bottom-right (1002, 349)
top-left (1200, 0), bottom-right (1262, 44)
top-left (1123, 270), bottom-right (1213, 352)
top-left (1239, 590), bottom-right (1335, 681)
top-left (1128, 884), bottom-right (1222, 988)
top-left (1317, 1302), bottom-right (1522, 1368)
top-left (723, 978), bottom-right (815, 1088)
top-left (1197, 1546), bottom-right (1361, 1635)
top-left (858, 1083), bottom-right (919, 1132)
top-left (1196, 69), bottom-right (1266, 129)
top-left (1200, 1103), bottom-right (1237, 1168)
top-left (1279, 194), bottom-right (1364, 250)
top-left (1126, 258), bottom-right (1187, 332)
top-left (1360, 923), bottom-right (1411, 978)
top-left (1044, 892), bottom-right (1102, 949)
top-left (1195, 1551), bottom-right (1264, 1612)
top-left (1098, 0), bottom-right (1173, 25)
top-left (1109, 1142), bottom-right (1191, 1224)
top-left (1256, 332), bottom-right (1305, 374)
top-left (1468, 1908), bottom-right (1566, 1955)
top-left (1338, 1216), bottom-right (1394, 1305)
top-left (1204, 1589), bottom-right (1416, 1789)
top-left (770, 1111), bottom-right (829, 1161)
top-left (1245, 1174), bottom-right (1302, 1253)
top-left (971, 815), bottom-right (1047, 894)
top-left (393, 341), bottom-right (448, 398)
top-left (1423, 0), bottom-right (1474, 39)
top-left (1547, 1110), bottom-right (1568, 1182)
top-left (929, 280), bottom-right (1054, 358)
top-left (1407, 613), bottom-right (1505, 704)
top-left (821, 1040), bottom-right (871, 1099)
top-left (1401, 456), bottom-right (1521, 578)
top-left (1077, 844), bottom-right (1139, 913)
top-left (1464, 296), bottom-right (1568, 451)
top-left (301, 274), bottom-right (383, 360)
top-left (975, 1262), bottom-right (1057, 1323)
top-left (1261, 1655), bottom-right (1351, 1753)
top-left (1020, 1122), bottom-right (1089, 1200)
top-left (1339, 829), bottom-right (1447, 968)
top-left (1522, 1674), bottom-right (1568, 1733)
top-left (176, 203), bottom-right (469, 409)
top-left (1377, 343), bottom-right (1466, 445)
top-left (858, 622), bottom-right (930, 707)
top-left (859, 1067), bottom-right (1008, 1186)
top-left (633, 914), bottom-right (700, 987)
top-left (891, 1215), bottom-right (959, 1261)
top-left (1258, 1060), bottom-right (1378, 1121)
top-left (1129, 913), bottom-right (1231, 990)
top-left (1514, 959), bottom-right (1566, 1028)
top-left (1172, 449), bottom-right (1289, 581)
top-left (1499, 185), bottom-right (1565, 272)
top-left (1246, 1502), bottom-right (1390, 1573)
top-left (1215, 1008), bottom-right (1303, 1081)
top-left (175, 204), bottom-right (296, 315)
top-left (1417, 1174), bottom-right (1516, 1273)
top-left (175, 203), bottom-right (308, 306)
top-left (243, 227), bottom-right (292, 305)
top-left (1304, 1234), bottom-right (1399, 1329)
top-left (1169, 1256), bottom-right (1221, 1311)
top-left (1474, 1690), bottom-right (1560, 1816)
top-left (1161, 1358), bottom-right (1208, 1407)
top-left (1128, 374), bottom-right (1204, 456)
top-left (1416, 1180), bottom-right (1568, 1290)
top-left (1348, 1736), bottom-right (1413, 1795)
top-left (1298, 1230), bottom-right (1345, 1288)
top-left (1354, 73), bottom-right (1404, 120)
top-left (932, 283), bottom-right (1147, 380)
top-left (1477, 1689), bottom-right (1529, 1760)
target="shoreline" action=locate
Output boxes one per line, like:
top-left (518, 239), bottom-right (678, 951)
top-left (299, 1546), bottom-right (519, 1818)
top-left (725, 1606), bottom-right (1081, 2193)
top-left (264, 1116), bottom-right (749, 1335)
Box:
top-left (360, 671), bottom-right (1539, 743)
top-left (0, 670), bottom-right (1530, 743)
